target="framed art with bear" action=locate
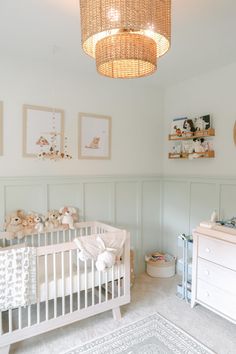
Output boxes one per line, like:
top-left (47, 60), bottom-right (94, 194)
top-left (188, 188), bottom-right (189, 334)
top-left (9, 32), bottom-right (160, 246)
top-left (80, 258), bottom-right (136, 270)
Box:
top-left (23, 104), bottom-right (64, 157)
top-left (78, 113), bottom-right (111, 159)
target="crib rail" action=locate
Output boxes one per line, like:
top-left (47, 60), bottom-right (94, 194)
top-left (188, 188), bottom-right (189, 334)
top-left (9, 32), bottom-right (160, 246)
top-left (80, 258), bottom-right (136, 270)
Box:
top-left (0, 226), bottom-right (130, 349)
top-left (0, 221), bottom-right (118, 248)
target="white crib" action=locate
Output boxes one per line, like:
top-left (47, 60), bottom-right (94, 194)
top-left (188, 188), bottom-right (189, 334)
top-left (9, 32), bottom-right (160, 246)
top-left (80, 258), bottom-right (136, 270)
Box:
top-left (0, 222), bottom-right (130, 354)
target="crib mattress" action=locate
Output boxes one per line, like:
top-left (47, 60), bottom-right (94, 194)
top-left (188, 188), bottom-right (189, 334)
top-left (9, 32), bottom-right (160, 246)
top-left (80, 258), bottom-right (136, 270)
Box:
top-left (38, 253), bottom-right (124, 302)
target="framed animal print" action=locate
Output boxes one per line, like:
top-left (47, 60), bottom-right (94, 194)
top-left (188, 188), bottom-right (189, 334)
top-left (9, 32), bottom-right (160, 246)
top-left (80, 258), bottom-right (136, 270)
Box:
top-left (78, 113), bottom-right (111, 159)
top-left (0, 102), bottom-right (3, 156)
top-left (23, 104), bottom-right (64, 157)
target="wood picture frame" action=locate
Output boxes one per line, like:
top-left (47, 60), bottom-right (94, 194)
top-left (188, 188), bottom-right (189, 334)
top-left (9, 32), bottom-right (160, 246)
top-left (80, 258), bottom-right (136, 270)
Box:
top-left (0, 102), bottom-right (3, 156)
top-left (23, 104), bottom-right (64, 157)
top-left (78, 113), bottom-right (111, 159)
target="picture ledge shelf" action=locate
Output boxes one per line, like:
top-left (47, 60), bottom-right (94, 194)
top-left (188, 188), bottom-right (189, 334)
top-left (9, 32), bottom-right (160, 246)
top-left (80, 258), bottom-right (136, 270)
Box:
top-left (169, 150), bottom-right (215, 159)
top-left (168, 128), bottom-right (215, 141)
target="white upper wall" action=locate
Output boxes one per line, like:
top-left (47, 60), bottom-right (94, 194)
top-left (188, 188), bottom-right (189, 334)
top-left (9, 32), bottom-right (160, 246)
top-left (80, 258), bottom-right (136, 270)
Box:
top-left (162, 61), bottom-right (236, 176)
top-left (0, 57), bottom-right (163, 176)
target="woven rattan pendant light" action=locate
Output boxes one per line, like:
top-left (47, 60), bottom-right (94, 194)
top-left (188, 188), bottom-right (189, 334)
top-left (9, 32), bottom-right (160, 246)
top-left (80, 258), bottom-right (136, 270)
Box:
top-left (79, 0), bottom-right (171, 79)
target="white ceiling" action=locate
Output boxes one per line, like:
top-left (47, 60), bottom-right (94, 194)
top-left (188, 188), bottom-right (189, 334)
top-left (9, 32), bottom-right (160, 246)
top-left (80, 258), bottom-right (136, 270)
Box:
top-left (0, 0), bottom-right (236, 87)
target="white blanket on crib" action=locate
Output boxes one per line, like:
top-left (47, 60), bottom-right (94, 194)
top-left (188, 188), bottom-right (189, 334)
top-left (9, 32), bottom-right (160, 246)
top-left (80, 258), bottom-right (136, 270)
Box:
top-left (74, 232), bottom-right (126, 270)
top-left (0, 247), bottom-right (37, 311)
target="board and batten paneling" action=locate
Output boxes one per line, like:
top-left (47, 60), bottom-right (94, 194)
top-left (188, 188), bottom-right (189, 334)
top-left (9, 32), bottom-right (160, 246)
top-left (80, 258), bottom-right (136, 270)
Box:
top-left (48, 183), bottom-right (82, 213)
top-left (220, 184), bottom-right (236, 220)
top-left (141, 180), bottom-right (161, 270)
top-left (0, 176), bottom-right (161, 274)
top-left (189, 182), bottom-right (218, 232)
top-left (162, 180), bottom-right (189, 256)
top-left (84, 182), bottom-right (113, 222)
top-left (161, 176), bottom-right (236, 257)
top-left (2, 175), bottom-right (236, 271)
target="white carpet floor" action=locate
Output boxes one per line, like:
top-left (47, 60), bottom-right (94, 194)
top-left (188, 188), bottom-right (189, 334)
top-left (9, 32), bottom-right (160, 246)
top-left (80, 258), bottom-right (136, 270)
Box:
top-left (10, 274), bottom-right (236, 354)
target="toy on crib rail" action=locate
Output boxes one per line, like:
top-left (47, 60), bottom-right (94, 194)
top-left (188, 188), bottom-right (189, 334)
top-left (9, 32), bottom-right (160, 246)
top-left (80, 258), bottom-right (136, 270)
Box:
top-left (24, 213), bottom-right (36, 234)
top-left (45, 210), bottom-right (61, 231)
top-left (34, 214), bottom-right (45, 233)
top-left (59, 206), bottom-right (78, 230)
top-left (3, 209), bottom-right (26, 239)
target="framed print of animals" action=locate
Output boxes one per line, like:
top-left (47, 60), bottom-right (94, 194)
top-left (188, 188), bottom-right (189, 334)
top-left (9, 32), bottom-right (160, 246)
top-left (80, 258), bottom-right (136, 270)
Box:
top-left (0, 102), bottom-right (3, 155)
top-left (23, 104), bottom-right (64, 157)
top-left (78, 113), bottom-right (111, 159)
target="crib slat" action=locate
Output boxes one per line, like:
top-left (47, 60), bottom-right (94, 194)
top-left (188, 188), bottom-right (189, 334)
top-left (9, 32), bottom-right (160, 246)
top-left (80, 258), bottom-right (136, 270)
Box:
top-left (53, 252), bottom-right (57, 318)
top-left (112, 266), bottom-right (114, 299)
top-left (18, 307), bottom-right (22, 330)
top-left (45, 254), bottom-right (49, 321)
top-left (77, 250), bottom-right (80, 310)
top-left (61, 251), bottom-right (65, 315)
top-left (63, 230), bottom-right (66, 243)
top-left (118, 264), bottom-right (121, 298)
top-left (69, 249), bottom-right (73, 313)
top-left (37, 257), bottom-right (40, 324)
top-left (28, 305), bottom-right (31, 327)
top-left (98, 271), bottom-right (101, 304)
top-left (105, 272), bottom-right (108, 302)
top-left (9, 309), bottom-right (12, 333)
top-left (57, 230), bottom-right (59, 244)
top-left (91, 259), bottom-right (95, 306)
top-left (51, 231), bottom-right (53, 245)
top-left (84, 260), bottom-right (88, 308)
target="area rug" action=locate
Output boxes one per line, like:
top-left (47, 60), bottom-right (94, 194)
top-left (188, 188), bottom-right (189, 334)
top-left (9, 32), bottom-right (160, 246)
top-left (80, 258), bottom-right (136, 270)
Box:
top-left (64, 313), bottom-right (215, 354)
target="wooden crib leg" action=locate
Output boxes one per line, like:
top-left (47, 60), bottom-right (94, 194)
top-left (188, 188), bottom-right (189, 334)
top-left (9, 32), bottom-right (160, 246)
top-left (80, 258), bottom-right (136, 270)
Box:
top-left (112, 307), bottom-right (121, 321)
top-left (0, 345), bottom-right (10, 354)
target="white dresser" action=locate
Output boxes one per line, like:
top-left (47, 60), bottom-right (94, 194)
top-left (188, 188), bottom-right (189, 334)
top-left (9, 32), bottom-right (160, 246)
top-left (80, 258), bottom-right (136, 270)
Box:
top-left (191, 225), bottom-right (236, 324)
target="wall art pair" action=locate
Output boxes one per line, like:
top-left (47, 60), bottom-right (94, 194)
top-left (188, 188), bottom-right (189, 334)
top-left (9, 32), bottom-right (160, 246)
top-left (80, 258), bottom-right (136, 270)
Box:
top-left (21, 104), bottom-right (111, 160)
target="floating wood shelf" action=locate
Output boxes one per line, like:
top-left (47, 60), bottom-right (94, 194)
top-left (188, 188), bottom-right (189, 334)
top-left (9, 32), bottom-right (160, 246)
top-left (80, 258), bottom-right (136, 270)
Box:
top-left (169, 128), bottom-right (215, 141)
top-left (169, 151), bottom-right (215, 160)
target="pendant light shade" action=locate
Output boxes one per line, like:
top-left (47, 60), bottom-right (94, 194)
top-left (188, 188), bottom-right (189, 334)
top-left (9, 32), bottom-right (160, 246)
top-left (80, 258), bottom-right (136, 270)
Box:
top-left (79, 0), bottom-right (171, 79)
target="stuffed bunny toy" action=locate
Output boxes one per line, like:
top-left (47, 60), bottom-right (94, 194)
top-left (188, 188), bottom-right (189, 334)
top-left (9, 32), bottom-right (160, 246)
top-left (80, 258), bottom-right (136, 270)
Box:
top-left (95, 237), bottom-right (116, 272)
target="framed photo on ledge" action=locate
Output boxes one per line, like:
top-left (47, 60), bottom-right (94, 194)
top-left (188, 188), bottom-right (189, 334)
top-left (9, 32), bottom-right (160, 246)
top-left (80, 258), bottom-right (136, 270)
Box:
top-left (78, 113), bottom-right (111, 159)
top-left (23, 104), bottom-right (64, 157)
top-left (0, 102), bottom-right (3, 156)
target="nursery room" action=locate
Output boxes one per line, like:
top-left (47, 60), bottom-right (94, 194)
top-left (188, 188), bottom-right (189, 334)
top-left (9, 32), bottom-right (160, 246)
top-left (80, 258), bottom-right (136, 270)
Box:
top-left (0, 0), bottom-right (236, 353)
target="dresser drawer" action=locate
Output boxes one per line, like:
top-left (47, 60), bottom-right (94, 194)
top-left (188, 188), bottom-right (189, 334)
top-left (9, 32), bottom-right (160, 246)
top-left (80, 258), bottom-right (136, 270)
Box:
top-left (198, 235), bottom-right (236, 270)
top-left (197, 279), bottom-right (236, 320)
top-left (198, 258), bottom-right (236, 295)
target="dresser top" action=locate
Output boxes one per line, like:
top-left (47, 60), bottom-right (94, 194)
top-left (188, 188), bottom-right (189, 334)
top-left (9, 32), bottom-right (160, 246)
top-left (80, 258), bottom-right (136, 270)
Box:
top-left (194, 224), bottom-right (236, 244)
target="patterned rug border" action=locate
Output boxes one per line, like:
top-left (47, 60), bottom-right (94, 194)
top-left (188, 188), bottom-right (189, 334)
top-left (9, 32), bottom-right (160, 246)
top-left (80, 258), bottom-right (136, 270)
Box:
top-left (62, 312), bottom-right (216, 354)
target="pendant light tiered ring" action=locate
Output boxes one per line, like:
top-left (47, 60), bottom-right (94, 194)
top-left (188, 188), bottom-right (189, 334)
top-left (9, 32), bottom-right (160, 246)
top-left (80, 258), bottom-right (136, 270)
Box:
top-left (80, 0), bottom-right (171, 78)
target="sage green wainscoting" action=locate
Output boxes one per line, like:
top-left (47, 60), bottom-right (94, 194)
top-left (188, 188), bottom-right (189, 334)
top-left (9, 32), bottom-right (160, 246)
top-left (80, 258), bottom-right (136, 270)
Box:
top-left (0, 175), bottom-right (162, 273)
top-left (1, 175), bottom-right (236, 273)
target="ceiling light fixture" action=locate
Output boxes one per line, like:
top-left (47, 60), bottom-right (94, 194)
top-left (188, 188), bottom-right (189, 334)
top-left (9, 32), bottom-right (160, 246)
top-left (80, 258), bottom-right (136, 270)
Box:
top-left (79, 0), bottom-right (171, 79)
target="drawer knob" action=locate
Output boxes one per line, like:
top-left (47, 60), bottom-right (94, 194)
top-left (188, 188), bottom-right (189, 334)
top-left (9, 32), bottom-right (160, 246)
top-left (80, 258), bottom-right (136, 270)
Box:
top-left (204, 270), bottom-right (210, 276)
top-left (205, 292), bottom-right (210, 297)
top-left (205, 248), bottom-right (211, 253)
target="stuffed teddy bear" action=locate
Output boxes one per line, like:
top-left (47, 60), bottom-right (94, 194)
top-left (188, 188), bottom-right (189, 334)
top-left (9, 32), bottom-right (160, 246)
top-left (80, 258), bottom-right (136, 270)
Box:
top-left (45, 210), bottom-right (61, 230)
top-left (59, 206), bottom-right (78, 230)
top-left (24, 213), bottom-right (36, 234)
top-left (3, 210), bottom-right (25, 239)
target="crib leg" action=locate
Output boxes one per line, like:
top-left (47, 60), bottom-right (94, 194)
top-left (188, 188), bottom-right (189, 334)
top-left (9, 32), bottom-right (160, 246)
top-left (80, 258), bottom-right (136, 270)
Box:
top-left (112, 307), bottom-right (121, 321)
top-left (0, 345), bottom-right (10, 354)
